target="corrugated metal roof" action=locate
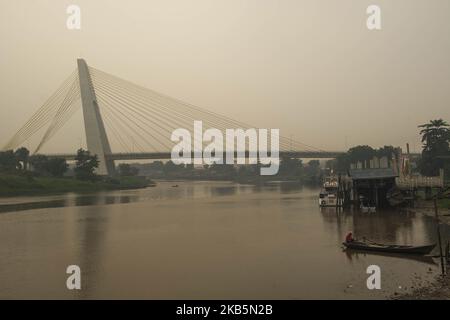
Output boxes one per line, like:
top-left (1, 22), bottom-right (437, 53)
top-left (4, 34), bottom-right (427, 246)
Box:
top-left (348, 168), bottom-right (398, 180)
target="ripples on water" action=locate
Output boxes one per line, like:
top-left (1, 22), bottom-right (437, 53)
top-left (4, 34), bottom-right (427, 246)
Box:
top-left (0, 181), bottom-right (447, 299)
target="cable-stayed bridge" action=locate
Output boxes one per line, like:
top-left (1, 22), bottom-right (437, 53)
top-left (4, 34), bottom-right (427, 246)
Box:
top-left (2, 59), bottom-right (344, 176)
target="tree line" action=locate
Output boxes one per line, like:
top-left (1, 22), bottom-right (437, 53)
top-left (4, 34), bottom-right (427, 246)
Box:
top-left (134, 157), bottom-right (323, 184)
top-left (0, 148), bottom-right (100, 181)
top-left (2, 119), bottom-right (448, 182)
top-left (326, 119), bottom-right (450, 180)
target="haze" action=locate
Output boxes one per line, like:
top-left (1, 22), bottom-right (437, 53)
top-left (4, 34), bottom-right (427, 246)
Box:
top-left (1, 0), bottom-right (449, 154)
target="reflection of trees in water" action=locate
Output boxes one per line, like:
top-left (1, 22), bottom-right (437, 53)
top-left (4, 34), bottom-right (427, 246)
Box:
top-left (73, 194), bottom-right (135, 207)
top-left (320, 207), bottom-right (353, 243)
top-left (210, 186), bottom-right (237, 197)
top-left (420, 215), bottom-right (450, 249)
top-left (319, 207), bottom-right (442, 247)
top-left (0, 199), bottom-right (69, 213)
top-left (352, 210), bottom-right (416, 244)
top-left (0, 193), bottom-right (140, 214)
top-left (279, 182), bottom-right (303, 193)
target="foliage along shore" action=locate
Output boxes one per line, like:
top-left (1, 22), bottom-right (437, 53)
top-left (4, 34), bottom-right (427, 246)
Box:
top-left (0, 174), bottom-right (153, 197)
top-left (0, 148), bottom-right (154, 197)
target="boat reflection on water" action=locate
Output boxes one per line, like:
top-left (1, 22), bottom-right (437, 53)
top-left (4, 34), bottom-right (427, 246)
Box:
top-left (343, 248), bottom-right (437, 266)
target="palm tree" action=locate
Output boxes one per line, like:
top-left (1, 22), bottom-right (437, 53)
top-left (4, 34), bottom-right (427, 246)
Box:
top-left (419, 119), bottom-right (450, 151)
top-left (418, 119), bottom-right (450, 176)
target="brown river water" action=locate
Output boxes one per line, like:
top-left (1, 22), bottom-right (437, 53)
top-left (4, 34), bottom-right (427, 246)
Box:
top-left (0, 181), bottom-right (446, 299)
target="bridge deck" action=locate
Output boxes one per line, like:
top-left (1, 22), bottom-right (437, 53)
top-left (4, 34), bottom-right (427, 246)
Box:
top-left (45, 151), bottom-right (346, 161)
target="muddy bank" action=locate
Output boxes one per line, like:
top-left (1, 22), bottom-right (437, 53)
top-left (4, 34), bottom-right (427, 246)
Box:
top-left (393, 274), bottom-right (450, 300)
top-left (393, 202), bottom-right (450, 300)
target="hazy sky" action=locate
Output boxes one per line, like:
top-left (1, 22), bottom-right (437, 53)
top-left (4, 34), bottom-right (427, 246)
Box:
top-left (1, 0), bottom-right (449, 153)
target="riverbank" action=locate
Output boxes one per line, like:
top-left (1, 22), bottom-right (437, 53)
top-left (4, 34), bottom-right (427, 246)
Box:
top-left (393, 274), bottom-right (450, 300)
top-left (0, 174), bottom-right (153, 197)
top-left (392, 201), bottom-right (450, 300)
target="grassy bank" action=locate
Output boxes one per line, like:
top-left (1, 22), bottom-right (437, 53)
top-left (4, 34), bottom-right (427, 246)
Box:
top-left (0, 174), bottom-right (152, 197)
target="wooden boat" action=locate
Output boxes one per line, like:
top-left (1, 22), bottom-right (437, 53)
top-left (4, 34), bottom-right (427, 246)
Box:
top-left (343, 240), bottom-right (436, 255)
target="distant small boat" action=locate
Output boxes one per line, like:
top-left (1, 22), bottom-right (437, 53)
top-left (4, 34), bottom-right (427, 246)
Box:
top-left (343, 241), bottom-right (435, 255)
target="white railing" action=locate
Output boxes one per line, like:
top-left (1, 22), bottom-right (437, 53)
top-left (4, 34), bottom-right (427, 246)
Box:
top-left (396, 176), bottom-right (444, 189)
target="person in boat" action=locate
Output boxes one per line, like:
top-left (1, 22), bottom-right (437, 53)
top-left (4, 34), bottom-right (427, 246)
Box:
top-left (345, 232), bottom-right (354, 243)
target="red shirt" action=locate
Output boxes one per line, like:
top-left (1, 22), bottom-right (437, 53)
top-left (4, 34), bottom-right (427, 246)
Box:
top-left (345, 233), bottom-right (353, 242)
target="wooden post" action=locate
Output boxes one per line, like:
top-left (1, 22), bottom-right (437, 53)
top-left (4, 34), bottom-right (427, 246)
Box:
top-left (434, 198), bottom-right (446, 276)
top-left (336, 174), bottom-right (341, 211)
top-left (446, 241), bottom-right (449, 265)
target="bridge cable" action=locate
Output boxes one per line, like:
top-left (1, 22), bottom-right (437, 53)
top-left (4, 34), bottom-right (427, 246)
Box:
top-left (90, 68), bottom-right (319, 152)
top-left (34, 77), bottom-right (81, 153)
top-left (93, 73), bottom-right (296, 152)
top-left (3, 70), bottom-right (78, 150)
top-left (6, 70), bottom-right (78, 148)
top-left (95, 90), bottom-right (172, 151)
top-left (92, 72), bottom-right (289, 151)
top-left (89, 67), bottom-right (324, 152)
top-left (95, 92), bottom-right (164, 152)
top-left (96, 96), bottom-right (148, 152)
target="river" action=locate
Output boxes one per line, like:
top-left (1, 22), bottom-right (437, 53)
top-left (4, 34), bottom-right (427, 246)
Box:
top-left (0, 181), bottom-right (445, 299)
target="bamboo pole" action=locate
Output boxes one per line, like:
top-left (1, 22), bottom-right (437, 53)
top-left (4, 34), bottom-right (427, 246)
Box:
top-left (434, 198), bottom-right (446, 276)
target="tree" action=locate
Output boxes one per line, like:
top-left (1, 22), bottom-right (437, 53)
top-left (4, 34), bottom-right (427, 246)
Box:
top-left (347, 145), bottom-right (376, 165)
top-left (328, 145), bottom-right (396, 173)
top-left (74, 149), bottom-right (99, 181)
top-left (14, 147), bottom-right (30, 171)
top-left (29, 155), bottom-right (68, 177)
top-left (29, 155), bottom-right (49, 175)
top-left (46, 158), bottom-right (69, 177)
top-left (377, 145), bottom-right (396, 160)
top-left (0, 150), bottom-right (17, 173)
top-left (418, 119), bottom-right (450, 176)
top-left (278, 156), bottom-right (303, 178)
top-left (163, 160), bottom-right (178, 174)
top-left (304, 160), bottom-right (322, 184)
top-left (118, 163), bottom-right (139, 177)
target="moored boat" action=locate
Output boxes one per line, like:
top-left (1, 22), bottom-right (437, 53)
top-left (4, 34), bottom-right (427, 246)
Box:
top-left (343, 240), bottom-right (436, 255)
top-left (319, 176), bottom-right (341, 207)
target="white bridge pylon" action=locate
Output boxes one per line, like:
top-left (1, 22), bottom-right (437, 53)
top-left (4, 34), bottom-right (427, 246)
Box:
top-left (77, 59), bottom-right (115, 176)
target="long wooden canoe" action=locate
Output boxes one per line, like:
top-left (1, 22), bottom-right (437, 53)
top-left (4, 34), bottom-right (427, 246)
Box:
top-left (343, 241), bottom-right (435, 255)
